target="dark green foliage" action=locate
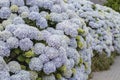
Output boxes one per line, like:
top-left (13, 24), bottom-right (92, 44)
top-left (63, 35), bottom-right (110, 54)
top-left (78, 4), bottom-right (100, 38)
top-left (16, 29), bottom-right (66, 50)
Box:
top-left (104, 0), bottom-right (120, 12)
top-left (91, 51), bottom-right (118, 72)
top-left (88, 72), bottom-right (93, 80)
top-left (88, 51), bottom-right (119, 80)
top-left (92, 4), bottom-right (97, 10)
top-left (24, 18), bottom-right (37, 27)
top-left (4, 48), bottom-right (37, 71)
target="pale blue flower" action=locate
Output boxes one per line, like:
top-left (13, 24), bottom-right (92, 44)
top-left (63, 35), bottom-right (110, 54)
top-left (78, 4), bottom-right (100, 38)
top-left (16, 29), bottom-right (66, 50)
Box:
top-left (0, 0), bottom-right (10, 7)
top-left (0, 56), bottom-right (9, 71)
top-left (13, 27), bottom-right (29, 39)
top-left (89, 21), bottom-right (101, 28)
top-left (66, 47), bottom-right (80, 64)
top-left (20, 12), bottom-right (29, 18)
top-left (8, 13), bottom-right (17, 20)
top-left (41, 30), bottom-right (52, 40)
top-left (62, 69), bottom-right (72, 78)
top-left (36, 17), bottom-right (48, 29)
top-left (51, 4), bottom-right (62, 13)
top-left (40, 11), bottom-right (49, 18)
top-left (69, 59), bottom-right (75, 69)
top-left (46, 28), bottom-right (64, 35)
top-left (42, 74), bottom-right (55, 80)
top-left (0, 7), bottom-right (11, 19)
top-left (56, 21), bottom-right (78, 37)
top-left (43, 0), bottom-right (54, 9)
top-left (26, 0), bottom-right (34, 6)
top-left (0, 45), bottom-right (10, 57)
top-left (12, 17), bottom-right (25, 25)
top-left (13, 24), bottom-right (40, 39)
top-left (50, 13), bottom-right (63, 22)
top-left (28, 12), bottom-right (41, 21)
top-left (0, 71), bottom-right (10, 80)
top-left (6, 37), bottom-right (19, 49)
top-left (61, 12), bottom-right (69, 20)
top-left (0, 31), bottom-right (12, 41)
top-left (33, 43), bottom-right (46, 55)
top-left (19, 38), bottom-right (33, 51)
top-left (35, 0), bottom-right (44, 7)
top-left (39, 54), bottom-right (49, 63)
top-left (29, 6), bottom-right (39, 12)
top-left (8, 61), bottom-right (21, 73)
top-left (46, 35), bottom-right (65, 49)
top-left (10, 0), bottom-right (24, 6)
top-left (10, 70), bottom-right (30, 80)
top-left (29, 57), bottom-right (43, 71)
top-left (67, 4), bottom-right (76, 11)
top-left (69, 38), bottom-right (77, 48)
top-left (59, 77), bottom-right (67, 80)
top-left (13, 25), bottom-right (41, 40)
top-left (44, 46), bottom-right (59, 59)
top-left (43, 61), bottom-right (56, 74)
top-left (58, 47), bottom-right (68, 64)
top-left (70, 18), bottom-right (83, 27)
top-left (64, 25), bottom-right (78, 37)
top-left (2, 19), bottom-right (12, 28)
top-left (52, 57), bottom-right (63, 68)
top-left (18, 6), bottom-right (29, 14)
top-left (27, 28), bottom-right (43, 40)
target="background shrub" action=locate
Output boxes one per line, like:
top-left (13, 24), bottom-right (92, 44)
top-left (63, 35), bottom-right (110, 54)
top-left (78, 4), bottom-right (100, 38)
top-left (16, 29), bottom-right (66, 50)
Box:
top-left (92, 51), bottom-right (118, 72)
top-left (104, 0), bottom-right (120, 12)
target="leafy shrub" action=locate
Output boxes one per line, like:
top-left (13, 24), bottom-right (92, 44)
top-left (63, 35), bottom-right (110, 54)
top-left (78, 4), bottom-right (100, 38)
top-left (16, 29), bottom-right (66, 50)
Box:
top-left (0, 0), bottom-right (120, 80)
top-left (104, 0), bottom-right (120, 12)
top-left (92, 51), bottom-right (118, 72)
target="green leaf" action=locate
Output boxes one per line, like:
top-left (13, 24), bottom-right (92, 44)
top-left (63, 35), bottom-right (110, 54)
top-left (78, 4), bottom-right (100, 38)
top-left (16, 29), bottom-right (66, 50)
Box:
top-left (83, 62), bottom-right (88, 70)
top-left (77, 28), bottom-right (85, 34)
top-left (78, 58), bottom-right (83, 67)
top-left (79, 58), bottom-right (83, 64)
top-left (29, 71), bottom-right (38, 80)
top-left (92, 4), bottom-right (96, 10)
top-left (76, 36), bottom-right (81, 41)
top-left (25, 58), bottom-right (31, 64)
top-left (77, 41), bottom-right (83, 49)
top-left (63, 0), bottom-right (67, 3)
top-left (58, 65), bottom-right (67, 72)
top-left (14, 49), bottom-right (21, 55)
top-left (72, 68), bottom-right (77, 75)
top-left (45, 14), bottom-right (50, 20)
top-left (36, 78), bottom-right (42, 80)
top-left (56, 73), bottom-right (62, 79)
top-left (24, 50), bottom-right (35, 58)
top-left (21, 65), bottom-right (26, 70)
top-left (17, 55), bottom-right (25, 62)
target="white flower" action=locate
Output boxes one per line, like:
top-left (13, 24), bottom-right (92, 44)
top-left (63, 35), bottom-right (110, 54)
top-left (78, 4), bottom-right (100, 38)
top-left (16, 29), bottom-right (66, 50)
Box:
top-left (8, 61), bottom-right (21, 73)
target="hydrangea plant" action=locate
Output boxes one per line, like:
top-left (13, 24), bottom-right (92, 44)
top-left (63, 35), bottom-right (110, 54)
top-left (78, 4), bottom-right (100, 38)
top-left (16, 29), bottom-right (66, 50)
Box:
top-left (0, 0), bottom-right (120, 80)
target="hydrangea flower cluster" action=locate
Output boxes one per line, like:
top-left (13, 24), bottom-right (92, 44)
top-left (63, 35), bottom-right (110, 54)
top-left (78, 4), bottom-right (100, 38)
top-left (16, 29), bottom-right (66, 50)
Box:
top-left (0, 0), bottom-right (120, 80)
